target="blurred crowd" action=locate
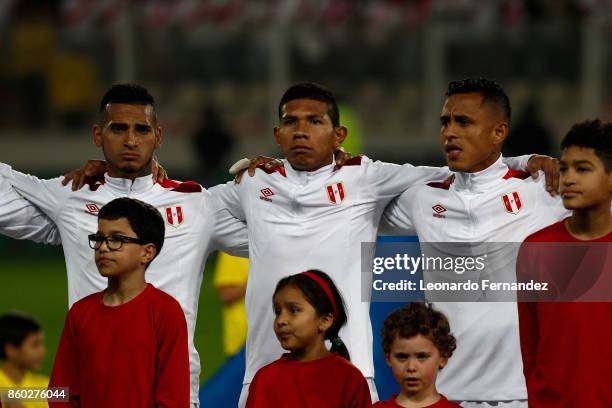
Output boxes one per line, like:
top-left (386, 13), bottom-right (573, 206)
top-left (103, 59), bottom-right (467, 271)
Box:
top-left (0, 0), bottom-right (611, 176)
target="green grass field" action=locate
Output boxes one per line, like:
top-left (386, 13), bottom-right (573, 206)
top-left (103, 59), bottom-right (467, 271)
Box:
top-left (0, 242), bottom-right (227, 383)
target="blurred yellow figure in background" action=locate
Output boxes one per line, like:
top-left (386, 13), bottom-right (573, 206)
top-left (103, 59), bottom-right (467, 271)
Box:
top-left (0, 313), bottom-right (49, 408)
top-left (213, 253), bottom-right (248, 356)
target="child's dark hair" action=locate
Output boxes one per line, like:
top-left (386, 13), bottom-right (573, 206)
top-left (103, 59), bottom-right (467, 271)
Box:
top-left (273, 269), bottom-right (350, 360)
top-left (446, 77), bottom-right (511, 124)
top-left (98, 83), bottom-right (157, 123)
top-left (561, 119), bottom-right (612, 172)
top-left (382, 303), bottom-right (456, 359)
top-left (0, 312), bottom-right (42, 360)
top-left (278, 82), bottom-right (340, 127)
top-left (98, 198), bottom-right (165, 267)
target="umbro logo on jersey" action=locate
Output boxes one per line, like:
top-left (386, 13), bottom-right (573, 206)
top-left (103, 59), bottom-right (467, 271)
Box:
top-left (259, 187), bottom-right (274, 202)
top-left (502, 192), bottom-right (522, 215)
top-left (326, 182), bottom-right (345, 204)
top-left (85, 203), bottom-right (100, 215)
top-left (432, 204), bottom-right (446, 218)
top-left (165, 206), bottom-right (184, 227)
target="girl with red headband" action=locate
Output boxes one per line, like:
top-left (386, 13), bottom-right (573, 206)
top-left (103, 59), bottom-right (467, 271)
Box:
top-left (246, 269), bottom-right (372, 407)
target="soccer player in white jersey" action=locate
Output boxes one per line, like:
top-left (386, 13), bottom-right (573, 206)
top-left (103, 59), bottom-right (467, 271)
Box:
top-left (211, 82), bottom-right (544, 407)
top-left (0, 84), bottom-right (248, 407)
top-left (382, 78), bottom-right (568, 408)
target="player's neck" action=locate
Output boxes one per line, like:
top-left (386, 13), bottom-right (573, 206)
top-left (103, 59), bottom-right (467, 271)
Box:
top-left (287, 155), bottom-right (334, 173)
top-left (397, 387), bottom-right (441, 407)
top-left (470, 151), bottom-right (502, 174)
top-left (566, 202), bottom-right (612, 240)
top-left (106, 166), bottom-right (152, 180)
top-left (1, 361), bottom-right (26, 385)
top-left (107, 172), bottom-right (152, 181)
top-left (457, 152), bottom-right (502, 175)
top-left (104, 273), bottom-right (147, 306)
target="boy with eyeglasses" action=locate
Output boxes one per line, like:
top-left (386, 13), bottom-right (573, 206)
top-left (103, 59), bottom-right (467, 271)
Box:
top-left (48, 197), bottom-right (189, 407)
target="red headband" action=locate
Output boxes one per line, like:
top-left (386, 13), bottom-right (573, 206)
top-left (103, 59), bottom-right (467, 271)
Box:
top-left (300, 271), bottom-right (339, 319)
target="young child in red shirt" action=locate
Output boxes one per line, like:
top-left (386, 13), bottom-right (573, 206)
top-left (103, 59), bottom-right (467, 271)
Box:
top-left (48, 198), bottom-right (189, 407)
top-left (517, 119), bottom-right (612, 407)
top-left (246, 269), bottom-right (372, 407)
top-left (374, 303), bottom-right (460, 408)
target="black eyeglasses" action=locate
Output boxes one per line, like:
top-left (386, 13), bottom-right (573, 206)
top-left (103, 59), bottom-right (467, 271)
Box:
top-left (88, 234), bottom-right (145, 250)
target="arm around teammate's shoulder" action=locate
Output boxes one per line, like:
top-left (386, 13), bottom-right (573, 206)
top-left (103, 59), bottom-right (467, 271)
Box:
top-left (0, 162), bottom-right (69, 221)
top-left (362, 156), bottom-right (450, 202)
top-left (0, 170), bottom-right (61, 244)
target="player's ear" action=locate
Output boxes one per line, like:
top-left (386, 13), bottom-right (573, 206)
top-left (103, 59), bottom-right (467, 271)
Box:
top-left (333, 126), bottom-right (348, 149)
top-left (492, 122), bottom-right (508, 145)
top-left (273, 126), bottom-right (281, 146)
top-left (93, 124), bottom-right (103, 148)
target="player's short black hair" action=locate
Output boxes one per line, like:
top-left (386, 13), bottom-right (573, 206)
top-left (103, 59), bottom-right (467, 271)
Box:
top-left (0, 312), bottom-right (42, 360)
top-left (98, 198), bottom-right (165, 267)
top-left (278, 82), bottom-right (340, 127)
top-left (381, 303), bottom-right (456, 359)
top-left (561, 119), bottom-right (612, 172)
top-left (98, 84), bottom-right (157, 123)
top-left (446, 77), bottom-right (511, 123)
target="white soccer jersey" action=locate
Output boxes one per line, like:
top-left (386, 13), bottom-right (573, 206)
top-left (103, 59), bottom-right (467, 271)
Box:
top-left (0, 163), bottom-right (248, 405)
top-left (211, 155), bottom-right (468, 384)
top-left (382, 156), bottom-right (569, 402)
top-left (0, 174), bottom-right (60, 244)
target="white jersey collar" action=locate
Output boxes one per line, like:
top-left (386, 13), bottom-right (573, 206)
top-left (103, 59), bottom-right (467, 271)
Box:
top-left (104, 173), bottom-right (155, 195)
top-left (283, 155), bottom-right (335, 185)
top-left (453, 155), bottom-right (508, 194)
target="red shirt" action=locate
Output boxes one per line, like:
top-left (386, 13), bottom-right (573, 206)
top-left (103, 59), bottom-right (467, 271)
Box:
top-left (49, 283), bottom-right (189, 407)
top-left (518, 220), bottom-right (612, 407)
top-left (374, 394), bottom-right (460, 407)
top-left (246, 353), bottom-right (372, 408)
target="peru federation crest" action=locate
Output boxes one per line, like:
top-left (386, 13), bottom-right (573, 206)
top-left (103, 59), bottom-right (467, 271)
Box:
top-left (326, 182), bottom-right (345, 204)
top-left (165, 206), bottom-right (184, 226)
top-left (502, 192), bottom-right (522, 215)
